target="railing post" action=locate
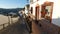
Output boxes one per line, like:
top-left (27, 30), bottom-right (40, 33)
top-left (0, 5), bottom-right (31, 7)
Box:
top-left (3, 24), bottom-right (5, 29)
top-left (8, 22), bottom-right (10, 26)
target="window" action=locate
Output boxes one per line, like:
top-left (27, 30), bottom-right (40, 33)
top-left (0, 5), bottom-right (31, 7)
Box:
top-left (31, 7), bottom-right (33, 14)
top-left (45, 6), bottom-right (51, 16)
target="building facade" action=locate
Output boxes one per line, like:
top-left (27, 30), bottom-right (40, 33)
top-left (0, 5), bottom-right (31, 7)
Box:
top-left (30, 0), bottom-right (60, 26)
top-left (24, 4), bottom-right (30, 16)
top-left (30, 0), bottom-right (53, 21)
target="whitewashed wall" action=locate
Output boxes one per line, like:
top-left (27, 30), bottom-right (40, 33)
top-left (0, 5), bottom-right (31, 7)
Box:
top-left (46, 0), bottom-right (60, 26)
top-left (52, 0), bottom-right (60, 26)
top-left (30, 0), bottom-right (60, 26)
top-left (39, 0), bottom-right (60, 27)
top-left (25, 6), bottom-right (28, 14)
top-left (30, 0), bottom-right (41, 19)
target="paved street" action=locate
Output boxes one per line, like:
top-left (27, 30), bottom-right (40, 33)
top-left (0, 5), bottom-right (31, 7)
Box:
top-left (31, 19), bottom-right (59, 34)
top-left (0, 16), bottom-right (29, 34)
top-left (0, 15), bottom-right (59, 34)
top-left (31, 21), bottom-right (42, 34)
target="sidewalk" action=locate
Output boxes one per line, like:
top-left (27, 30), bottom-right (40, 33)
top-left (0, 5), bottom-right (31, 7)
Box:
top-left (31, 21), bottom-right (42, 34)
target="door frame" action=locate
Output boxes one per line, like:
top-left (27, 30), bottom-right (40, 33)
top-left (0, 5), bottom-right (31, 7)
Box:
top-left (35, 4), bottom-right (40, 20)
top-left (43, 2), bottom-right (54, 23)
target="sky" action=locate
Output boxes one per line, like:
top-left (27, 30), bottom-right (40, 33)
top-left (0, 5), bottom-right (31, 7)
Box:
top-left (0, 0), bottom-right (29, 9)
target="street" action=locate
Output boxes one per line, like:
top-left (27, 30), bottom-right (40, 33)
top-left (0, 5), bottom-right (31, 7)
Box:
top-left (0, 15), bottom-right (59, 34)
top-left (0, 16), bottom-right (30, 34)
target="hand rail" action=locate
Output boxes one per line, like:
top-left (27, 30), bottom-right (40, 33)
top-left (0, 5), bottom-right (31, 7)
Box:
top-left (25, 16), bottom-right (33, 32)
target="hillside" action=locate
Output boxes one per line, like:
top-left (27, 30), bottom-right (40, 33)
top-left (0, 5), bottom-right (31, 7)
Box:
top-left (0, 8), bottom-right (23, 15)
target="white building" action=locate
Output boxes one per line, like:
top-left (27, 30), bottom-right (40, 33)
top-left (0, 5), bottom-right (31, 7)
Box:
top-left (24, 4), bottom-right (30, 16)
top-left (30, 0), bottom-right (60, 26)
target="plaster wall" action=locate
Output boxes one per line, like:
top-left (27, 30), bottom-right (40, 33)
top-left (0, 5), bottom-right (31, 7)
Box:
top-left (30, 0), bottom-right (60, 26)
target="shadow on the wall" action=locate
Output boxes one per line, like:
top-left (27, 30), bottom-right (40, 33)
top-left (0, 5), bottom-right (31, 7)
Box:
top-left (52, 17), bottom-right (60, 26)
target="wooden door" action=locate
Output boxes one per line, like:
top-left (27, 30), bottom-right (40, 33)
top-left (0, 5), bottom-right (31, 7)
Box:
top-left (31, 7), bottom-right (33, 14)
top-left (41, 5), bottom-right (46, 18)
top-left (35, 6), bottom-right (39, 20)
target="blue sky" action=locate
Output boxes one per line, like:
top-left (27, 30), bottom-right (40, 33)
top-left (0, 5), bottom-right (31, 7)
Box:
top-left (0, 0), bottom-right (29, 9)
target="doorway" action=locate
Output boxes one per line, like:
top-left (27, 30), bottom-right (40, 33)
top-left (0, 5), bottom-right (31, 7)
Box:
top-left (35, 6), bottom-right (39, 20)
top-left (41, 2), bottom-right (53, 23)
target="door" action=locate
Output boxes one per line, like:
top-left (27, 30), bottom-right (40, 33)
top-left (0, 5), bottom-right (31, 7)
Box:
top-left (31, 7), bottom-right (33, 14)
top-left (41, 5), bottom-right (46, 18)
top-left (42, 2), bottom-right (53, 23)
top-left (35, 6), bottom-right (39, 20)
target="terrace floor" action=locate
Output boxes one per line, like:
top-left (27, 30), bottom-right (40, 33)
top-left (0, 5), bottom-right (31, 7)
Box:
top-left (0, 16), bottom-right (30, 34)
top-left (0, 16), bottom-right (60, 34)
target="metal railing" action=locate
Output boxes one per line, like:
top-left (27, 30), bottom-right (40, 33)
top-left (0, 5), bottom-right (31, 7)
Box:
top-left (25, 16), bottom-right (33, 33)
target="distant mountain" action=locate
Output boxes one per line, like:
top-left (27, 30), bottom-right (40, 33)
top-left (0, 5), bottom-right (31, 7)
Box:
top-left (0, 8), bottom-right (23, 16)
top-left (0, 8), bottom-right (23, 13)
